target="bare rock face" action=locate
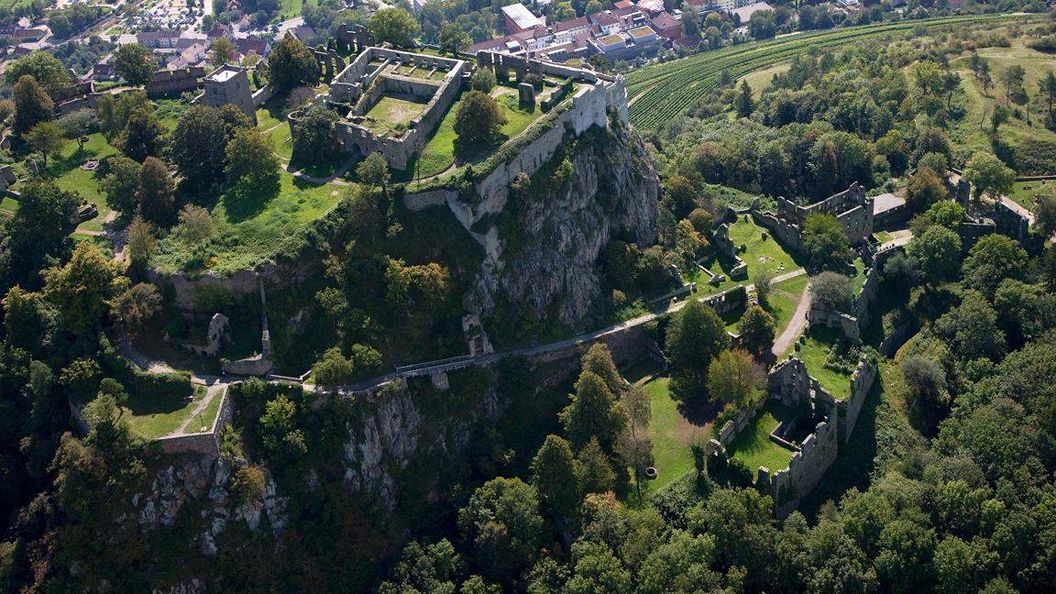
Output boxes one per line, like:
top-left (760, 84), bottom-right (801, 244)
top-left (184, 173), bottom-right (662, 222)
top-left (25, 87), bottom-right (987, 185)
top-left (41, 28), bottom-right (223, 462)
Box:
top-left (342, 379), bottom-right (499, 511)
top-left (472, 125), bottom-right (659, 328)
top-left (132, 456), bottom-right (287, 557)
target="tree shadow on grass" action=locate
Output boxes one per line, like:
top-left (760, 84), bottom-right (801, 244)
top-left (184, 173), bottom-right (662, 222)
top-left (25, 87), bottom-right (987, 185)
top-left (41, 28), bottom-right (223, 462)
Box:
top-left (453, 133), bottom-right (509, 165)
top-left (676, 395), bottom-right (724, 427)
top-left (220, 176), bottom-right (281, 223)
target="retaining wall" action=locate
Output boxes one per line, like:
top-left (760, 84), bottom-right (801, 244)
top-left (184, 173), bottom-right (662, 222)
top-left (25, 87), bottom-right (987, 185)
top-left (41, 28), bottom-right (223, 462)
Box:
top-left (153, 386), bottom-right (235, 456)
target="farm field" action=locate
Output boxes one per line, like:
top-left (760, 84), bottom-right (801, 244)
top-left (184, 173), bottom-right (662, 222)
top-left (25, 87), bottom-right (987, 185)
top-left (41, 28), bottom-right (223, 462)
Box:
top-left (739, 62), bottom-right (791, 98)
top-left (626, 14), bottom-right (1019, 130)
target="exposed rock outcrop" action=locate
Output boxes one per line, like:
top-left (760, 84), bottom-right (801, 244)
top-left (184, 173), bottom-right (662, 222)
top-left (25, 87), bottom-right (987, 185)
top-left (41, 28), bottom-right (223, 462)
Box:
top-left (471, 125), bottom-right (659, 327)
top-left (342, 379), bottom-right (499, 511)
top-left (133, 456), bottom-right (287, 556)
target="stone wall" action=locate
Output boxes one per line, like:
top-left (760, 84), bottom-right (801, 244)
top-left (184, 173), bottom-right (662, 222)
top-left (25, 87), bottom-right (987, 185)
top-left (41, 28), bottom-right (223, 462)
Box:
top-left (469, 82), bottom-right (616, 220)
top-left (711, 223), bottom-right (748, 280)
top-left (146, 66), bottom-right (205, 98)
top-left (751, 210), bottom-right (802, 253)
top-left (147, 263), bottom-right (296, 312)
top-left (772, 183), bottom-right (874, 245)
top-left (806, 306), bottom-right (860, 341)
top-left (837, 356), bottom-right (876, 443)
top-left (709, 353), bottom-right (876, 517)
top-left (153, 386), bottom-right (234, 456)
top-left (762, 405), bottom-right (839, 518)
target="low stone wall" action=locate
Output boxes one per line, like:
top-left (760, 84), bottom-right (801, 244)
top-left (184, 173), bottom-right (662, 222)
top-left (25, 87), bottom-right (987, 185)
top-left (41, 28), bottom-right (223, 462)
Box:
top-left (153, 386), bottom-right (234, 456)
top-left (807, 306), bottom-right (860, 341)
top-left (707, 353), bottom-right (876, 517)
top-left (878, 320), bottom-right (918, 357)
top-left (716, 396), bottom-right (767, 445)
top-left (751, 210), bottom-right (802, 253)
top-left (711, 223), bottom-right (748, 280)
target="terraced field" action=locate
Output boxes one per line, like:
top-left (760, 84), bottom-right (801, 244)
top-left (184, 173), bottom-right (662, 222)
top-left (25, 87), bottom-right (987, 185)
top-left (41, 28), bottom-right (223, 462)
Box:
top-left (627, 14), bottom-right (1020, 130)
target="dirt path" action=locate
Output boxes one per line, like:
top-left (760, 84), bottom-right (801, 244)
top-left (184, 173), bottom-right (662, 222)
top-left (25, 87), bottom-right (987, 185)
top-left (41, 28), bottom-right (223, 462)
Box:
top-left (173, 383), bottom-right (227, 436)
top-left (771, 277), bottom-right (812, 357)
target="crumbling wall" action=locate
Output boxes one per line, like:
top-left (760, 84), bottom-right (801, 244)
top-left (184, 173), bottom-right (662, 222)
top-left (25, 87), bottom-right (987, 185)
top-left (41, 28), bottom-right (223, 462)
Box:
top-left (837, 357), bottom-right (876, 443)
top-left (762, 405), bottom-right (839, 518)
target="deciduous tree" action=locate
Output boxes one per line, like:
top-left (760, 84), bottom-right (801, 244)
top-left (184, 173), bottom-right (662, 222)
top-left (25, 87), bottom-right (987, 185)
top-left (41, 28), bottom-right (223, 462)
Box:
top-left (267, 36), bottom-right (321, 92)
top-left (802, 213), bottom-right (851, 272)
top-left (42, 242), bottom-right (127, 335)
top-left (24, 121), bottom-right (64, 168)
top-left (907, 225), bottom-right (961, 289)
top-left (457, 477), bottom-right (546, 584)
top-left (369, 8), bottom-right (420, 48)
top-left (737, 305), bottom-right (776, 356)
top-left (137, 156), bottom-right (175, 223)
top-left (113, 43), bottom-right (158, 86)
top-left (13, 75), bottom-right (54, 135)
top-left (531, 435), bottom-right (582, 523)
top-left (665, 300), bottom-right (729, 399)
top-left (454, 90), bottom-right (506, 146)
top-left (99, 155), bottom-right (142, 215)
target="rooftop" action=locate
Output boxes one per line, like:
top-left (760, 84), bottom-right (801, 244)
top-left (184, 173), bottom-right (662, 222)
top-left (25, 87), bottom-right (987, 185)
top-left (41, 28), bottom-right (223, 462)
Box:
top-left (731, 2), bottom-right (774, 23)
top-left (501, 3), bottom-right (545, 30)
top-left (206, 65), bottom-right (243, 82)
top-left (629, 26), bottom-right (655, 38)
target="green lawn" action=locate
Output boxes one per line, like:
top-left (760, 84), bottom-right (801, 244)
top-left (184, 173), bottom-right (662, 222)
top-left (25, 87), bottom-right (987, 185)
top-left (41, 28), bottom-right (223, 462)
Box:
top-left (256, 107), bottom-right (285, 130)
top-left (125, 384), bottom-right (207, 440)
top-left (726, 400), bottom-right (797, 473)
top-left (765, 274), bottom-right (808, 337)
top-left (690, 215), bottom-right (801, 295)
top-left (796, 326), bottom-right (852, 399)
top-left (852, 257), bottom-right (867, 296)
top-left (29, 133), bottom-right (117, 233)
top-left (412, 84), bottom-right (549, 178)
top-left (152, 172), bottom-right (349, 274)
top-left (639, 376), bottom-right (711, 495)
top-left (184, 387), bottom-right (225, 435)
top-left (0, 196), bottom-right (17, 217)
top-left (1008, 179), bottom-right (1052, 210)
top-left (279, 0), bottom-right (317, 18)
top-left (364, 96), bottom-right (428, 136)
top-left (267, 121), bottom-right (295, 160)
top-left (873, 230), bottom-right (893, 243)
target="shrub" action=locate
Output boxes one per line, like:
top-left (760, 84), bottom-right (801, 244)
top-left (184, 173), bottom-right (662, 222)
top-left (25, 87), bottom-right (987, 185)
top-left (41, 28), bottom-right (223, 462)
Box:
top-left (230, 465), bottom-right (267, 504)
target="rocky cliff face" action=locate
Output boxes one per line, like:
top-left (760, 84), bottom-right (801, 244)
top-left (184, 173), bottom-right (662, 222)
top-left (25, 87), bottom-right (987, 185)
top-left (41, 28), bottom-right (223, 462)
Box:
top-left (132, 456), bottom-right (287, 556)
top-left (472, 124), bottom-right (659, 327)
